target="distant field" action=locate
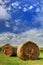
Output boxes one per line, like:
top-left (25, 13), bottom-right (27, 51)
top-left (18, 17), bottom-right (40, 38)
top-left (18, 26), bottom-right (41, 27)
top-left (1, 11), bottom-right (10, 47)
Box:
top-left (40, 48), bottom-right (43, 51)
top-left (0, 48), bottom-right (43, 65)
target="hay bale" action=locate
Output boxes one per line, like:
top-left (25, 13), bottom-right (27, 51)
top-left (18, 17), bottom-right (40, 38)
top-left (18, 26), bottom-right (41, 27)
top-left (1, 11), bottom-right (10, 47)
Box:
top-left (2, 44), bottom-right (17, 56)
top-left (17, 41), bottom-right (40, 60)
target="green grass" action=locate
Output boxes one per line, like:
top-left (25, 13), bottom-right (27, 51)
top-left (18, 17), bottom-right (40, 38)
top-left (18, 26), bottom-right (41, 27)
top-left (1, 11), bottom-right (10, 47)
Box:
top-left (0, 48), bottom-right (43, 65)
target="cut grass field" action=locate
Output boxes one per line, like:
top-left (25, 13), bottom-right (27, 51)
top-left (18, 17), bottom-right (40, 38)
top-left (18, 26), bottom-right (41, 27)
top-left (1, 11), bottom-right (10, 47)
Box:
top-left (0, 48), bottom-right (43, 65)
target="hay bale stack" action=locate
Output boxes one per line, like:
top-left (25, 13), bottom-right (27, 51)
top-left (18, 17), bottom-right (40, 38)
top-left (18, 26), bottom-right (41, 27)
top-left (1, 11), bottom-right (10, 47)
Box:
top-left (17, 41), bottom-right (40, 60)
top-left (2, 44), bottom-right (17, 56)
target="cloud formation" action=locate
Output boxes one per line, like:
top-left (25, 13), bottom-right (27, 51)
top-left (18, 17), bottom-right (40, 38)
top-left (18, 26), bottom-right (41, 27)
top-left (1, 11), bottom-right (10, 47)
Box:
top-left (0, 0), bottom-right (11, 20)
top-left (0, 0), bottom-right (43, 47)
top-left (0, 5), bottom-right (10, 20)
top-left (5, 21), bottom-right (10, 27)
top-left (12, 1), bottom-right (20, 8)
top-left (32, 12), bottom-right (43, 28)
top-left (0, 28), bottom-right (43, 47)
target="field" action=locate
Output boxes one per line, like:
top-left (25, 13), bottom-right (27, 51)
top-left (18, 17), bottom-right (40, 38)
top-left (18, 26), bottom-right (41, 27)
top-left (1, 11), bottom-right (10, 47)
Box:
top-left (0, 48), bottom-right (43, 65)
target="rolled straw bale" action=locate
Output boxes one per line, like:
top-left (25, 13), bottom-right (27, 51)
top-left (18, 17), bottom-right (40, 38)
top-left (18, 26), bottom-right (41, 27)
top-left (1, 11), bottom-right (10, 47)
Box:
top-left (2, 44), bottom-right (17, 56)
top-left (17, 41), bottom-right (40, 60)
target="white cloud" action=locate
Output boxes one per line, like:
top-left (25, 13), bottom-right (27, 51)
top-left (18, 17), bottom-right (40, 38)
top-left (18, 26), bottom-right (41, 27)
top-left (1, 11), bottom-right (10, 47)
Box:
top-left (32, 12), bottom-right (43, 28)
top-left (0, 32), bottom-right (18, 46)
top-left (41, 5), bottom-right (43, 12)
top-left (0, 0), bottom-right (10, 5)
top-left (18, 6), bottom-right (22, 9)
top-left (23, 7), bottom-right (28, 12)
top-left (5, 21), bottom-right (10, 27)
top-left (0, 28), bottom-right (43, 47)
top-left (17, 28), bottom-right (43, 47)
top-left (0, 0), bottom-right (4, 4)
top-left (35, 8), bottom-right (40, 12)
top-left (2, 0), bottom-right (10, 3)
top-left (13, 26), bottom-right (18, 31)
top-left (6, 6), bottom-right (11, 11)
top-left (29, 6), bottom-right (33, 10)
top-left (15, 19), bottom-right (22, 25)
top-left (33, 2), bottom-right (39, 7)
top-left (12, 1), bottom-right (20, 8)
top-left (0, 5), bottom-right (10, 20)
top-left (0, 0), bottom-right (10, 4)
top-left (22, 5), bottom-right (33, 12)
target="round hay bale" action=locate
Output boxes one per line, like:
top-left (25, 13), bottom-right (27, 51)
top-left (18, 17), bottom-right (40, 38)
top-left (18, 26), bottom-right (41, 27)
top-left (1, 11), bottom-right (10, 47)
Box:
top-left (17, 41), bottom-right (40, 60)
top-left (2, 44), bottom-right (17, 56)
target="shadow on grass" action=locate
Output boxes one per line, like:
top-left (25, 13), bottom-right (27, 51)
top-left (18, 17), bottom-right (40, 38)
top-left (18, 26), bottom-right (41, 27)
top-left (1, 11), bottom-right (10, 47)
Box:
top-left (37, 58), bottom-right (43, 60)
top-left (11, 55), bottom-right (17, 57)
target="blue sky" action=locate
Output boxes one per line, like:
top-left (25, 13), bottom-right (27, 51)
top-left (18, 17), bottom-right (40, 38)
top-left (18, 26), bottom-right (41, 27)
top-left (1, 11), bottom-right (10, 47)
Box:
top-left (0, 0), bottom-right (43, 47)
